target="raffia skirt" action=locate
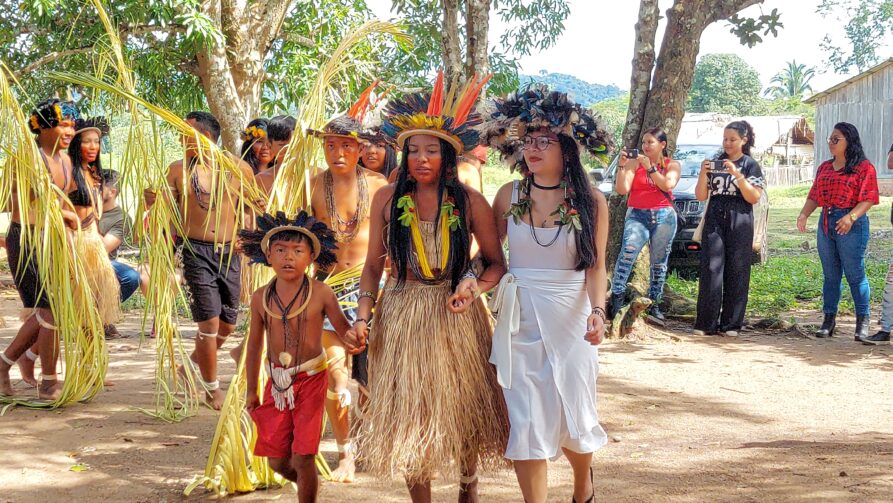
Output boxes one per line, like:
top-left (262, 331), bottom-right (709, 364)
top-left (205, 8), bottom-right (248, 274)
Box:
top-left (73, 228), bottom-right (121, 325)
top-left (358, 278), bottom-right (509, 483)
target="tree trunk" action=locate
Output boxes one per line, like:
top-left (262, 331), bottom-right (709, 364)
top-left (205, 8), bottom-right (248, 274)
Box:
top-left (464, 0), bottom-right (490, 83)
top-left (194, 0), bottom-right (292, 152)
top-left (621, 0), bottom-right (660, 151)
top-left (441, 0), bottom-right (464, 86)
top-left (608, 0), bottom-right (765, 336)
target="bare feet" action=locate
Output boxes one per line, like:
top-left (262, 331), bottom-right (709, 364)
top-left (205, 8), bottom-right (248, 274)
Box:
top-left (330, 452), bottom-right (356, 483)
top-left (205, 387), bottom-right (225, 410)
top-left (0, 365), bottom-right (15, 396)
top-left (16, 354), bottom-right (37, 387)
top-left (38, 379), bottom-right (63, 401)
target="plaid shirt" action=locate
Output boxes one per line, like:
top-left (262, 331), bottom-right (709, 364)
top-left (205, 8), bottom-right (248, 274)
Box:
top-left (807, 159), bottom-right (879, 209)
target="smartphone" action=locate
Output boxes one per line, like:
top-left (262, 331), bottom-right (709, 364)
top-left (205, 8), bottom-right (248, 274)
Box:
top-left (626, 148), bottom-right (639, 158)
top-left (712, 159), bottom-right (725, 170)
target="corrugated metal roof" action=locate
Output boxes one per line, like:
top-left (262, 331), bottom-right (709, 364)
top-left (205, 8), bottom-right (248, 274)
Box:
top-left (677, 113), bottom-right (814, 151)
top-left (804, 57), bottom-right (893, 104)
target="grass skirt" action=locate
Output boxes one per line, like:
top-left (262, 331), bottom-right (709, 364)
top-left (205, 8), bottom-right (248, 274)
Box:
top-left (73, 229), bottom-right (121, 325)
top-left (358, 279), bottom-right (509, 483)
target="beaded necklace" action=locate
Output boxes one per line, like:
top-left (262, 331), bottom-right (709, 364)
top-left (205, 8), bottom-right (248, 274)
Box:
top-left (323, 167), bottom-right (369, 243)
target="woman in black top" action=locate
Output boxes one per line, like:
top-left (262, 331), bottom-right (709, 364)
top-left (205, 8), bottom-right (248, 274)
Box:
top-left (693, 120), bottom-right (766, 336)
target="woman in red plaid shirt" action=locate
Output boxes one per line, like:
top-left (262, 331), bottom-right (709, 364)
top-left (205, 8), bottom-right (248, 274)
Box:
top-left (797, 122), bottom-right (879, 341)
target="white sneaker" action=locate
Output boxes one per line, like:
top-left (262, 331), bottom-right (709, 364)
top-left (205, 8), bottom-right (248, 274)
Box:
top-left (722, 330), bottom-right (739, 337)
top-left (692, 329), bottom-right (706, 336)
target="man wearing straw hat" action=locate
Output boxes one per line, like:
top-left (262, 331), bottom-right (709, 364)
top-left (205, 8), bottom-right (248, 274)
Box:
top-left (305, 82), bottom-right (388, 483)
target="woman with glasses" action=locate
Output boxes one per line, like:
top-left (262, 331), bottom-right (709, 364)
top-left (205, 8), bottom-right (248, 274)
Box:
top-left (486, 87), bottom-right (610, 503)
top-left (797, 123), bottom-right (878, 340)
top-left (608, 127), bottom-right (681, 323)
top-left (693, 120), bottom-right (766, 337)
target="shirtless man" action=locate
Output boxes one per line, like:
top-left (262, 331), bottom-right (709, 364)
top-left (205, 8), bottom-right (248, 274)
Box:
top-left (308, 115), bottom-right (388, 482)
top-left (145, 111), bottom-right (255, 409)
top-left (0, 99), bottom-right (81, 400)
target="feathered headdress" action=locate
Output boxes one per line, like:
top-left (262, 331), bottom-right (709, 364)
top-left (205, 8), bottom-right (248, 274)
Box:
top-left (29, 98), bottom-right (80, 134)
top-left (239, 211), bottom-right (338, 270)
top-left (307, 80), bottom-right (384, 142)
top-left (381, 71), bottom-right (491, 154)
top-left (74, 116), bottom-right (110, 137)
top-left (481, 84), bottom-right (614, 168)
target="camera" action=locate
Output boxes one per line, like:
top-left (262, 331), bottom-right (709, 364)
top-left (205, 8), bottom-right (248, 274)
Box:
top-left (625, 148), bottom-right (639, 158)
top-left (712, 159), bottom-right (725, 170)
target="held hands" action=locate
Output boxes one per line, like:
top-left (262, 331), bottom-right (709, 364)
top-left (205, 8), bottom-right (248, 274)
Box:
top-left (344, 322), bottom-right (368, 354)
top-left (585, 313), bottom-right (605, 346)
top-left (447, 277), bottom-right (480, 313)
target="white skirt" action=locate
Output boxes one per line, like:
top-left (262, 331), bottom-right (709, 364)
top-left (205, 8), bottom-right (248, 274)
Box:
top-left (501, 268), bottom-right (607, 461)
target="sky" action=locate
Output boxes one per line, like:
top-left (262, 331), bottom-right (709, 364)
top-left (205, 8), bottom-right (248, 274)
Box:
top-left (367, 0), bottom-right (893, 94)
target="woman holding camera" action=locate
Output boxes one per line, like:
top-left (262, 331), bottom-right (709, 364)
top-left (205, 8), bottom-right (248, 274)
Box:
top-left (797, 123), bottom-right (878, 340)
top-left (693, 121), bottom-right (765, 336)
top-left (609, 128), bottom-right (681, 323)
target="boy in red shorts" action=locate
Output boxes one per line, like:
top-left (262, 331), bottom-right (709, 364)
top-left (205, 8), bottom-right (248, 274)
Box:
top-left (239, 210), bottom-right (365, 502)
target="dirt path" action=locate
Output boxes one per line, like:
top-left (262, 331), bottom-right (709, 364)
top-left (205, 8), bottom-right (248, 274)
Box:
top-left (0, 288), bottom-right (890, 502)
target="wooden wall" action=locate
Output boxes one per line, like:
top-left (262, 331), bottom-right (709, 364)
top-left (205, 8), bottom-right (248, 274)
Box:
top-left (813, 63), bottom-right (893, 177)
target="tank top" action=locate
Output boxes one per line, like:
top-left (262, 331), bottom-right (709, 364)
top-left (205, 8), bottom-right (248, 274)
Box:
top-left (506, 181), bottom-right (577, 270)
top-left (626, 158), bottom-right (673, 210)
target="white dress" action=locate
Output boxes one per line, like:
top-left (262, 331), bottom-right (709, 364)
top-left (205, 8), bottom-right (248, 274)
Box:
top-left (493, 182), bottom-right (608, 461)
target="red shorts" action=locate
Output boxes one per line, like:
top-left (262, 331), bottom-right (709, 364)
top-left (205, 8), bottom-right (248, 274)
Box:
top-left (250, 369), bottom-right (328, 458)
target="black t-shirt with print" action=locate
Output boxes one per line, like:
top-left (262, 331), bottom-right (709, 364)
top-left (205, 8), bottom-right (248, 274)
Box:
top-left (706, 154), bottom-right (766, 199)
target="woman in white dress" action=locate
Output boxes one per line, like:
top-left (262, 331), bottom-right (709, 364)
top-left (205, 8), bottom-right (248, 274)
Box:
top-left (485, 86), bottom-right (611, 503)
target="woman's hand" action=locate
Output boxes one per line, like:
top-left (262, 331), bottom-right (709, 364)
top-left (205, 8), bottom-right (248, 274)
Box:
top-left (342, 327), bottom-right (367, 354)
top-left (585, 313), bottom-right (605, 346)
top-left (835, 215), bottom-right (855, 235)
top-left (700, 160), bottom-right (712, 175)
top-left (447, 277), bottom-right (480, 314)
top-left (62, 212), bottom-right (79, 231)
top-left (796, 214), bottom-right (808, 233)
top-left (639, 154), bottom-right (653, 170)
top-left (725, 160), bottom-right (743, 179)
top-left (348, 320), bottom-right (369, 347)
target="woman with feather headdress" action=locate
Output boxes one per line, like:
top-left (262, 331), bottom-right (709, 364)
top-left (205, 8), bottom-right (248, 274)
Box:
top-left (348, 72), bottom-right (509, 502)
top-left (483, 85), bottom-right (611, 503)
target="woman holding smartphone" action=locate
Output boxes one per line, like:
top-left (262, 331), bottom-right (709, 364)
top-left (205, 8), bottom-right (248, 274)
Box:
top-left (609, 128), bottom-right (681, 323)
top-left (693, 121), bottom-right (765, 336)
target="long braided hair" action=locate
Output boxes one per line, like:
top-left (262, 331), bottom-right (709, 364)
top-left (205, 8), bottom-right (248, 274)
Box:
top-left (388, 138), bottom-right (471, 290)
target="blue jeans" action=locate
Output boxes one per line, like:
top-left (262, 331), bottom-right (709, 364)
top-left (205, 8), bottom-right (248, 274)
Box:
top-left (111, 260), bottom-right (141, 303)
top-left (817, 208), bottom-right (870, 316)
top-left (611, 207), bottom-right (678, 301)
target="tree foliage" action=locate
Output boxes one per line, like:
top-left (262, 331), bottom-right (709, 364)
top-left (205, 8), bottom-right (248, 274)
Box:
top-left (818, 0), bottom-right (893, 73)
top-left (764, 60), bottom-right (816, 100)
top-left (590, 92), bottom-right (630, 148)
top-left (688, 53), bottom-right (763, 115)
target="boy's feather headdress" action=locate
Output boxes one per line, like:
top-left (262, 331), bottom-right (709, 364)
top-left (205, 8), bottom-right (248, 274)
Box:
top-left (29, 98), bottom-right (80, 134)
top-left (74, 116), bottom-right (110, 137)
top-left (307, 80), bottom-right (385, 143)
top-left (239, 210), bottom-right (338, 269)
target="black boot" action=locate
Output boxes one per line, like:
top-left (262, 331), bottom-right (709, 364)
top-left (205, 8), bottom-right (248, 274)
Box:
top-left (854, 315), bottom-right (869, 341)
top-left (646, 304), bottom-right (666, 326)
top-left (815, 313), bottom-right (836, 338)
top-left (607, 294), bottom-right (624, 321)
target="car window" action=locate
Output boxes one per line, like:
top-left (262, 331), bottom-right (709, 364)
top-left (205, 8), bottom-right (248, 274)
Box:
top-left (674, 146), bottom-right (723, 177)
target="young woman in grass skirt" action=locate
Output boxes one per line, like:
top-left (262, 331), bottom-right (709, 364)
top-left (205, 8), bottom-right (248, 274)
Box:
top-left (348, 72), bottom-right (508, 502)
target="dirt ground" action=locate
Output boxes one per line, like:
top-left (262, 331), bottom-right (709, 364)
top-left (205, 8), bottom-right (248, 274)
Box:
top-left (0, 285), bottom-right (891, 502)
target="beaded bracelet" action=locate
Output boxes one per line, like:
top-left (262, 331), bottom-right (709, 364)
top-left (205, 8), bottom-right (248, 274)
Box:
top-left (358, 290), bottom-right (377, 305)
top-left (461, 269), bottom-right (477, 281)
top-left (591, 306), bottom-right (607, 323)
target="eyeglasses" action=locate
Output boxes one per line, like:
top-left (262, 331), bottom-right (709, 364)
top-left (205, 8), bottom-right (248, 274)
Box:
top-left (828, 136), bottom-right (844, 145)
top-left (521, 136), bottom-right (558, 151)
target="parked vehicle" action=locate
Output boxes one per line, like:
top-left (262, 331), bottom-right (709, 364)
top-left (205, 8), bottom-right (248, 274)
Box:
top-left (590, 144), bottom-right (769, 270)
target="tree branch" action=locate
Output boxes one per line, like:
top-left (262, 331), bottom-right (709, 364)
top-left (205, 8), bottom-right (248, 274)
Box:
top-left (16, 46), bottom-right (94, 77)
top-left (709, 0), bottom-right (763, 24)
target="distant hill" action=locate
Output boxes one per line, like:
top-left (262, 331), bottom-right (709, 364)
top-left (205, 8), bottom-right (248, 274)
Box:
top-left (520, 72), bottom-right (624, 106)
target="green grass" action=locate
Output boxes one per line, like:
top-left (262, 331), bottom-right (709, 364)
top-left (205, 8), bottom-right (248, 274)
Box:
top-left (667, 185), bottom-right (893, 318)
